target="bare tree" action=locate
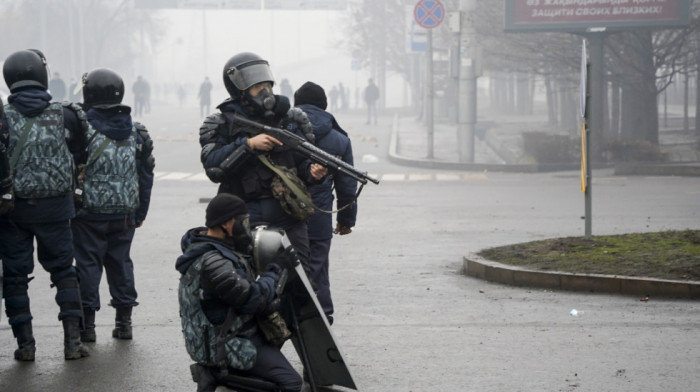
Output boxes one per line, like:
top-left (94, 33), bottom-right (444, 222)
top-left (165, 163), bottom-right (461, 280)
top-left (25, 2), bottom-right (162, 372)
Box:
top-left (0, 0), bottom-right (165, 81)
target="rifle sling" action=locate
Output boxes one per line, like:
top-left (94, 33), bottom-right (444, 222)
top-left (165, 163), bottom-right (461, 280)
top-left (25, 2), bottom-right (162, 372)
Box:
top-left (258, 154), bottom-right (362, 215)
top-left (8, 118), bottom-right (37, 170)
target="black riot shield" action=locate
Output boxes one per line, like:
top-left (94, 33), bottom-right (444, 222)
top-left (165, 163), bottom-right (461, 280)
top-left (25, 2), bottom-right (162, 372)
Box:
top-left (283, 264), bottom-right (357, 391)
top-left (251, 225), bottom-right (357, 391)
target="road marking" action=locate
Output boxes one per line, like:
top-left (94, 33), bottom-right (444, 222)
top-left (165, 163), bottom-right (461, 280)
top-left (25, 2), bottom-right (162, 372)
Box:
top-left (154, 171), bottom-right (489, 182)
top-left (381, 174), bottom-right (406, 181)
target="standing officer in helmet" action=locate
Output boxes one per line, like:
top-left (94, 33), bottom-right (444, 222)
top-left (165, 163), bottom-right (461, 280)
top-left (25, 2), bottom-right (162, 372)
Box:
top-left (72, 68), bottom-right (155, 343)
top-left (0, 49), bottom-right (89, 361)
top-left (177, 193), bottom-right (302, 392)
top-left (198, 52), bottom-right (326, 270)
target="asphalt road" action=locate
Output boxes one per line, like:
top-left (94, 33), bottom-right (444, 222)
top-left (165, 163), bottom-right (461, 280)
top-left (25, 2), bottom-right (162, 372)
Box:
top-left (1, 102), bottom-right (699, 392)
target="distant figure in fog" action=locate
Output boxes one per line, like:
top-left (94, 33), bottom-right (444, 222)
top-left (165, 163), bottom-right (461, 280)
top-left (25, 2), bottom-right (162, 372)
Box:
top-left (178, 84), bottom-right (186, 107)
top-left (143, 78), bottom-right (151, 114)
top-left (48, 72), bottom-right (66, 101)
top-left (197, 77), bottom-right (212, 117)
top-left (69, 78), bottom-right (80, 102)
top-left (132, 75), bottom-right (148, 117)
top-left (279, 78), bottom-right (293, 104)
top-left (338, 82), bottom-right (347, 111)
top-left (328, 85), bottom-right (339, 112)
top-left (364, 78), bottom-right (379, 125)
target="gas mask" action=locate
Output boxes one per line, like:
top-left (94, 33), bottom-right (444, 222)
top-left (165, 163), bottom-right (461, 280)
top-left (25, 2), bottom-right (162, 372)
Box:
top-left (227, 214), bottom-right (252, 253)
top-left (244, 88), bottom-right (276, 118)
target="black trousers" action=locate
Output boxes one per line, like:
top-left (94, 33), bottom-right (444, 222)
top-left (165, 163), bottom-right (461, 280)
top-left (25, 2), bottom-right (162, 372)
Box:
top-left (308, 238), bottom-right (333, 317)
top-left (244, 341), bottom-right (303, 392)
top-left (72, 218), bottom-right (138, 311)
top-left (0, 217), bottom-right (82, 325)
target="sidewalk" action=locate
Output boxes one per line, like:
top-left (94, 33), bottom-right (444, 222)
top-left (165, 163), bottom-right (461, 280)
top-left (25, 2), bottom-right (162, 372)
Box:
top-left (389, 112), bottom-right (700, 298)
top-left (389, 111), bottom-right (700, 176)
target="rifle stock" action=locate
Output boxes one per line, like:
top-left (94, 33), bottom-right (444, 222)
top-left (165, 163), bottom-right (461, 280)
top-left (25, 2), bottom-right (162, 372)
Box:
top-left (232, 114), bottom-right (380, 185)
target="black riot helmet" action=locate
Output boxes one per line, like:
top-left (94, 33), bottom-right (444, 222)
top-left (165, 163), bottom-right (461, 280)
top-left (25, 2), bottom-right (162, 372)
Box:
top-left (3, 49), bottom-right (49, 92)
top-left (223, 52), bottom-right (275, 99)
top-left (82, 68), bottom-right (124, 108)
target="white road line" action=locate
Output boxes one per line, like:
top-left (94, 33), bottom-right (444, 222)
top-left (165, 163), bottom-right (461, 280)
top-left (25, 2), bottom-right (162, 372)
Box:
top-left (408, 173), bottom-right (433, 181)
top-left (436, 173), bottom-right (461, 181)
top-left (154, 172), bottom-right (489, 182)
top-left (158, 172), bottom-right (192, 180)
top-left (380, 174), bottom-right (407, 181)
top-left (187, 172), bottom-right (211, 181)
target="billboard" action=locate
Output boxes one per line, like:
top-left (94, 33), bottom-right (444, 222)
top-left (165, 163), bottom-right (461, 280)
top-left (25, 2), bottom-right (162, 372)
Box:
top-left (504, 0), bottom-right (691, 32)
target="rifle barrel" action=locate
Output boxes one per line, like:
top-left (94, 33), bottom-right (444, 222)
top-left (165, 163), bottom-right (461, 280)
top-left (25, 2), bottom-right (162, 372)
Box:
top-left (233, 114), bottom-right (379, 185)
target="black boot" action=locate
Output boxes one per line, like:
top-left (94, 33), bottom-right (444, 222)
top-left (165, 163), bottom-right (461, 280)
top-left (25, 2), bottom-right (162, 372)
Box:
top-left (112, 307), bottom-right (132, 340)
top-left (12, 322), bottom-right (36, 361)
top-left (81, 308), bottom-right (96, 343)
top-left (190, 363), bottom-right (218, 392)
top-left (63, 317), bottom-right (90, 360)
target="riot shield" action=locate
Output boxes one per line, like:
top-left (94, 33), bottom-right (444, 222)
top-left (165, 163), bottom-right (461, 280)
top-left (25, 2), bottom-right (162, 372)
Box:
top-left (283, 264), bottom-right (357, 391)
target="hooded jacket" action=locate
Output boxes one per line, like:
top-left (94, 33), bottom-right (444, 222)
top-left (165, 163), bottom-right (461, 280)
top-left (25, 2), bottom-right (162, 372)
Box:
top-left (296, 104), bottom-right (357, 240)
top-left (175, 226), bottom-right (280, 326)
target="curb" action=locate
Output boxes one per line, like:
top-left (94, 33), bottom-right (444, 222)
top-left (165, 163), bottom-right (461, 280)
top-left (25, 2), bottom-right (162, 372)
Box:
top-left (615, 162), bottom-right (700, 177)
top-left (389, 115), bottom-right (700, 176)
top-left (462, 253), bottom-right (700, 299)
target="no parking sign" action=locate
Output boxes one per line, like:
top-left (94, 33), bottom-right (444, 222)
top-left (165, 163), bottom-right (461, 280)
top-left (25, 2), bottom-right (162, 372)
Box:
top-left (414, 0), bottom-right (445, 29)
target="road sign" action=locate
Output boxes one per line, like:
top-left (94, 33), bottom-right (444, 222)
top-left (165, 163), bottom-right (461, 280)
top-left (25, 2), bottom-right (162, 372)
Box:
top-left (414, 0), bottom-right (445, 29)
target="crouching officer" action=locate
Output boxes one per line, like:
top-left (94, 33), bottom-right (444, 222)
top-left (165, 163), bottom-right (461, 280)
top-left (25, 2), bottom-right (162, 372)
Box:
top-left (72, 68), bottom-right (155, 343)
top-left (0, 49), bottom-right (89, 360)
top-left (176, 193), bottom-right (302, 392)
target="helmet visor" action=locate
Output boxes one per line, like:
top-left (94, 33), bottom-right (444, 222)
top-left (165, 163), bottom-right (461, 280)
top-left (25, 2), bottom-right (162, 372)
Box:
top-left (226, 62), bottom-right (274, 91)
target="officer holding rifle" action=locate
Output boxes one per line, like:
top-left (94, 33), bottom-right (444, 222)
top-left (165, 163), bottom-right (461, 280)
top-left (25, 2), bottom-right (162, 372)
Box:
top-left (198, 52), bottom-right (326, 269)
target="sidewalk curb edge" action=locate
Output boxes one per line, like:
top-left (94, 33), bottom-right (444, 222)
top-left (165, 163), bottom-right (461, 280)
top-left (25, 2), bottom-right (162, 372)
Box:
top-left (462, 253), bottom-right (700, 299)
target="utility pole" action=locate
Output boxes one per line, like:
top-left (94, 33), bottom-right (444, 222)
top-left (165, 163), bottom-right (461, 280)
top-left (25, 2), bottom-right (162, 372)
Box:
top-left (458, 0), bottom-right (477, 163)
top-left (414, 0), bottom-right (445, 159)
top-left (426, 29), bottom-right (434, 158)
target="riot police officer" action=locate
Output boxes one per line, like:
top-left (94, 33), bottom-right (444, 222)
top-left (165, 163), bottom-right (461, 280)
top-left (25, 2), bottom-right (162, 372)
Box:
top-left (198, 52), bottom-right (326, 270)
top-left (72, 68), bottom-right (155, 343)
top-left (177, 193), bottom-right (302, 392)
top-left (0, 49), bottom-right (89, 360)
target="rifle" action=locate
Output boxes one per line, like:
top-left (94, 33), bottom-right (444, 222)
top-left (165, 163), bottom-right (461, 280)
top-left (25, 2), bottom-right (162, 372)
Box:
top-left (232, 114), bottom-right (380, 185)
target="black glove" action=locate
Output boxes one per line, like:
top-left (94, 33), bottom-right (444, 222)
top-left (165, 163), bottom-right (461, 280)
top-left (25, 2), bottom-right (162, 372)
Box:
top-left (274, 246), bottom-right (300, 271)
top-left (0, 177), bottom-right (14, 216)
top-left (260, 297), bottom-right (281, 317)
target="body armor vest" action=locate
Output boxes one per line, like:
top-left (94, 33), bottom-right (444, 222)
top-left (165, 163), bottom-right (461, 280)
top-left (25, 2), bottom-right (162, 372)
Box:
top-left (81, 126), bottom-right (139, 214)
top-left (4, 102), bottom-right (73, 199)
top-left (178, 245), bottom-right (257, 370)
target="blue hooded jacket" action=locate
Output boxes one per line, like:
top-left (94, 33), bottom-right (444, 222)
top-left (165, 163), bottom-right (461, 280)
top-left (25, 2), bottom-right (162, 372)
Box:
top-left (296, 104), bottom-right (357, 240)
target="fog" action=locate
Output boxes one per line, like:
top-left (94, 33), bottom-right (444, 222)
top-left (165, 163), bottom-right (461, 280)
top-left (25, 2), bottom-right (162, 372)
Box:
top-left (0, 3), bottom-right (406, 110)
top-left (150, 8), bottom-right (374, 107)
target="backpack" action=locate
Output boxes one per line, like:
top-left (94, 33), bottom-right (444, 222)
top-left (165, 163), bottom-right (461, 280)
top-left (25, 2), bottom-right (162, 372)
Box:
top-left (4, 102), bottom-right (73, 198)
top-left (80, 126), bottom-right (139, 214)
top-left (178, 246), bottom-right (257, 370)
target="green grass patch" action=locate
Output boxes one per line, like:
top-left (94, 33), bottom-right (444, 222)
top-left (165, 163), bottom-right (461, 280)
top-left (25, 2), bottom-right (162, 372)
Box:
top-left (477, 230), bottom-right (700, 281)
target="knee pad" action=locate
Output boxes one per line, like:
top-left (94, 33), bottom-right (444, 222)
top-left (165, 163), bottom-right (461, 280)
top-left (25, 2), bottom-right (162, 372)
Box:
top-left (53, 277), bottom-right (83, 320)
top-left (4, 276), bottom-right (33, 324)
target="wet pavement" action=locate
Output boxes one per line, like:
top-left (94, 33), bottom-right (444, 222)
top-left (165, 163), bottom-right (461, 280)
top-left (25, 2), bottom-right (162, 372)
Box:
top-left (1, 104), bottom-right (698, 392)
